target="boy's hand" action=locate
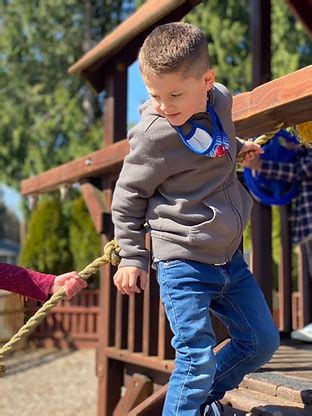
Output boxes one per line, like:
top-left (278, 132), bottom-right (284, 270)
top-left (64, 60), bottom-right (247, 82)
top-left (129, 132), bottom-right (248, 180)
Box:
top-left (113, 267), bottom-right (147, 296)
top-left (50, 272), bottom-right (88, 299)
top-left (242, 154), bottom-right (261, 170)
top-left (238, 140), bottom-right (263, 166)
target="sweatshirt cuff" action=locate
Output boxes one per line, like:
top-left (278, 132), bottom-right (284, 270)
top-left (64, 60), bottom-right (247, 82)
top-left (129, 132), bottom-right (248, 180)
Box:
top-left (118, 257), bottom-right (149, 272)
top-left (236, 137), bottom-right (245, 156)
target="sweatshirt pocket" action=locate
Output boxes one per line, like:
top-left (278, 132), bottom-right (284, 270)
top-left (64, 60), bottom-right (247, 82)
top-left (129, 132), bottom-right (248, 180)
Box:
top-left (188, 186), bottom-right (242, 250)
top-left (189, 206), bottom-right (239, 249)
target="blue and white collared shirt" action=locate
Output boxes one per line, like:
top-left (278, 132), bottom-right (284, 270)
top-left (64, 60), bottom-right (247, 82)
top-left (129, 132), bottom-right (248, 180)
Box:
top-left (258, 147), bottom-right (312, 244)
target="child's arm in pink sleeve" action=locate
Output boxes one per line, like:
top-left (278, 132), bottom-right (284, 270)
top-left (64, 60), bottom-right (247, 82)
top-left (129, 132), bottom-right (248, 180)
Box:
top-left (0, 263), bottom-right (55, 301)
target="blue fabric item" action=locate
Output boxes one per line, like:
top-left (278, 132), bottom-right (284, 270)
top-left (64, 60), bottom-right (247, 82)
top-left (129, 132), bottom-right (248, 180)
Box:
top-left (243, 130), bottom-right (299, 206)
top-left (176, 104), bottom-right (229, 158)
top-left (258, 146), bottom-right (312, 244)
top-left (156, 250), bottom-right (279, 415)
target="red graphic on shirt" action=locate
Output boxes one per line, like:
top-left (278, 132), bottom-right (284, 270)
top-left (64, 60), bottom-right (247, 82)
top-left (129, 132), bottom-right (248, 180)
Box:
top-left (215, 145), bottom-right (226, 157)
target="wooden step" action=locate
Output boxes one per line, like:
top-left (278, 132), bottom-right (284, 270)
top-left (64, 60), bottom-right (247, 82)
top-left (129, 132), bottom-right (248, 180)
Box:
top-left (224, 387), bottom-right (312, 415)
top-left (241, 371), bottom-right (312, 406)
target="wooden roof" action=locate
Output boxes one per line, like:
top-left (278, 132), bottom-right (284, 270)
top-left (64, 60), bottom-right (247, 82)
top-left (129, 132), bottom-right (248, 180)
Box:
top-left (68, 0), bottom-right (201, 92)
top-left (21, 65), bottom-right (312, 196)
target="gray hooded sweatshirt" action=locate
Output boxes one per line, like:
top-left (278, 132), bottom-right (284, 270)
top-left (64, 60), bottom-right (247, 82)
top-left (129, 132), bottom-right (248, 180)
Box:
top-left (112, 83), bottom-right (253, 271)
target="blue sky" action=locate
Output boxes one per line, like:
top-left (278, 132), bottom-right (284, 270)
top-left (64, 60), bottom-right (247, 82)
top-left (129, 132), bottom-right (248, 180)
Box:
top-left (128, 61), bottom-right (148, 124)
top-left (3, 61), bottom-right (148, 222)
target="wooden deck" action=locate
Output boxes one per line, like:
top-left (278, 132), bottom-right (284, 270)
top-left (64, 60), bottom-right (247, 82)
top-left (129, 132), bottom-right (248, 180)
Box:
top-left (222, 338), bottom-right (312, 415)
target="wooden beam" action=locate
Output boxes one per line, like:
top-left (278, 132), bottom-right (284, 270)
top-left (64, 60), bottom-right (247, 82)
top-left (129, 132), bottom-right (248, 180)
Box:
top-left (21, 66), bottom-right (312, 196)
top-left (128, 384), bottom-right (167, 416)
top-left (68, 0), bottom-right (201, 75)
top-left (233, 65), bottom-right (312, 137)
top-left (21, 139), bottom-right (129, 195)
top-left (79, 0), bottom-right (202, 93)
top-left (80, 180), bottom-right (110, 234)
top-left (104, 64), bottom-right (127, 145)
top-left (113, 374), bottom-right (153, 416)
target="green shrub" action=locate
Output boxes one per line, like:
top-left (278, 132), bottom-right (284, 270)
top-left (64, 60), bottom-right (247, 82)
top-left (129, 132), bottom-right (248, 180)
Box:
top-left (69, 196), bottom-right (101, 287)
top-left (19, 196), bottom-right (73, 274)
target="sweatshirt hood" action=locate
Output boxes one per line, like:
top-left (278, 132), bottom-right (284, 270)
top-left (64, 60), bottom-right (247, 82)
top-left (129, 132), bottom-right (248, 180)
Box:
top-left (139, 99), bottom-right (159, 118)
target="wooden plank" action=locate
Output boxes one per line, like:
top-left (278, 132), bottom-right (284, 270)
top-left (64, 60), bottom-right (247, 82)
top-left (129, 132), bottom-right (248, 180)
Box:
top-left (21, 139), bottom-right (129, 195)
top-left (104, 65), bottom-right (127, 145)
top-left (128, 384), bottom-right (168, 416)
top-left (115, 292), bottom-right (123, 349)
top-left (297, 244), bottom-right (312, 327)
top-left (249, 2), bottom-right (273, 311)
top-left (105, 347), bottom-right (174, 374)
top-left (250, 0), bottom-right (271, 87)
top-left (128, 292), bottom-right (144, 353)
top-left (80, 180), bottom-right (110, 233)
top-left (278, 205), bottom-right (292, 332)
top-left (233, 66), bottom-right (312, 137)
top-left (142, 235), bottom-right (159, 356)
top-left (250, 201), bottom-right (273, 310)
top-left (113, 374), bottom-right (153, 416)
top-left (21, 66), bottom-right (312, 196)
top-left (158, 301), bottom-right (174, 360)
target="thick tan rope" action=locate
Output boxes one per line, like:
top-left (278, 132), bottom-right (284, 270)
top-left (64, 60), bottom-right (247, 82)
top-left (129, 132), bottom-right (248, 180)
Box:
top-left (237, 122), bottom-right (284, 164)
top-left (0, 239), bottom-right (121, 377)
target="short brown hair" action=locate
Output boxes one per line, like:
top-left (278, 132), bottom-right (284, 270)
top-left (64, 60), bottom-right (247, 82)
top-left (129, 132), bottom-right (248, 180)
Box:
top-left (138, 22), bottom-right (209, 79)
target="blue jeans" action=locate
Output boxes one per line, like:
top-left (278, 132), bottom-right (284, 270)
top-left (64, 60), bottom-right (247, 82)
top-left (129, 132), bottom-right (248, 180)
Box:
top-left (156, 250), bottom-right (280, 416)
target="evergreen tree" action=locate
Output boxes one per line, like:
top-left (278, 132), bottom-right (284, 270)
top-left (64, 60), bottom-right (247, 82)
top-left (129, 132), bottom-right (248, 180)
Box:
top-left (0, 200), bottom-right (20, 242)
top-left (19, 196), bottom-right (73, 274)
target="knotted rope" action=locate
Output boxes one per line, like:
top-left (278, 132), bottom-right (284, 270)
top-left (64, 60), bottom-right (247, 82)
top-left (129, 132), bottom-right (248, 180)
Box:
top-left (0, 239), bottom-right (121, 377)
top-left (237, 122), bottom-right (284, 164)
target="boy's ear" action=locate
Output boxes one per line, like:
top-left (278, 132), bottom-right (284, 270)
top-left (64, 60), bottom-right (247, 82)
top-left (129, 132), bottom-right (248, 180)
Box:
top-left (203, 69), bottom-right (215, 91)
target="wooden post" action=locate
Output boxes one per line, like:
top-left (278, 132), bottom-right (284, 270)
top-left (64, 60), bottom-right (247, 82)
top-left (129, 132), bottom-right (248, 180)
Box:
top-left (250, 0), bottom-right (273, 310)
top-left (297, 244), bottom-right (312, 327)
top-left (104, 61), bottom-right (127, 145)
top-left (97, 62), bottom-right (128, 415)
top-left (278, 205), bottom-right (292, 332)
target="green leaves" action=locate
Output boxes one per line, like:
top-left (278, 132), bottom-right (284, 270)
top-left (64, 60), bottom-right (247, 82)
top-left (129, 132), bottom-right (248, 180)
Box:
top-left (0, 0), bottom-right (135, 189)
top-left (185, 0), bottom-right (311, 93)
top-left (19, 194), bottom-right (101, 278)
top-left (19, 197), bottom-right (74, 274)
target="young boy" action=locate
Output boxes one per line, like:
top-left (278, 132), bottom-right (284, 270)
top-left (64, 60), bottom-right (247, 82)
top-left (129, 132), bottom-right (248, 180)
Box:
top-left (112, 22), bottom-right (279, 416)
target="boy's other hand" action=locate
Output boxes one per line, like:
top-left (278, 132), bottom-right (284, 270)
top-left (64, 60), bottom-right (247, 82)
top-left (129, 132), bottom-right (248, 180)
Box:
top-left (241, 154), bottom-right (261, 170)
top-left (113, 267), bottom-right (147, 296)
top-left (50, 272), bottom-right (88, 299)
top-left (238, 140), bottom-right (263, 169)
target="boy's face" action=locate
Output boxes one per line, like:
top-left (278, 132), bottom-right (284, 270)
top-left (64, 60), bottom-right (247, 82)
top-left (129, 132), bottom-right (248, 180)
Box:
top-left (142, 69), bottom-right (215, 126)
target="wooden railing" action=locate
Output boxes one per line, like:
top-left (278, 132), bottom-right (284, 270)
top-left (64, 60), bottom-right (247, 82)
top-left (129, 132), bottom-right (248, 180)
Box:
top-left (26, 289), bottom-right (100, 349)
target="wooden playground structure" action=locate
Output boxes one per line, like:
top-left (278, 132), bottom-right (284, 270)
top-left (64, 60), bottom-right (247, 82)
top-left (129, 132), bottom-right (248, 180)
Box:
top-left (20, 1), bottom-right (312, 415)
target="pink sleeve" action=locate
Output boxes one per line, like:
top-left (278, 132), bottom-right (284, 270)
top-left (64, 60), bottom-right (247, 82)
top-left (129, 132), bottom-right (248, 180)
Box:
top-left (0, 263), bottom-right (56, 302)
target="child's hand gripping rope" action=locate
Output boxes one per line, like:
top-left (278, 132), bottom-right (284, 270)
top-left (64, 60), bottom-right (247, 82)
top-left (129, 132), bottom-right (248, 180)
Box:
top-left (0, 240), bottom-right (121, 377)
